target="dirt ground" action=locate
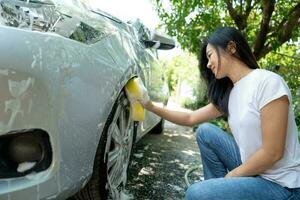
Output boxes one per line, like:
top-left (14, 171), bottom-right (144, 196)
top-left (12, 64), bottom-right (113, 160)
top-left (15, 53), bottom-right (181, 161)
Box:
top-left (126, 121), bottom-right (204, 200)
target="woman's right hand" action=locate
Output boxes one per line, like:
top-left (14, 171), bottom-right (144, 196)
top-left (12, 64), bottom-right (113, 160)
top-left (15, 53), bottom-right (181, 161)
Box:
top-left (136, 80), bottom-right (153, 110)
top-left (137, 98), bottom-right (153, 110)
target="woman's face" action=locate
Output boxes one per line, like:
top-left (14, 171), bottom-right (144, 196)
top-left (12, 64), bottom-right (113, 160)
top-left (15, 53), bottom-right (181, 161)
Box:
top-left (206, 43), bottom-right (230, 79)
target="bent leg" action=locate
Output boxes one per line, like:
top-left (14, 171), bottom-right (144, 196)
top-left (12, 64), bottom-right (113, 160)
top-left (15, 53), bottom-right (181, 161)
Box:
top-left (196, 123), bottom-right (241, 179)
top-left (185, 177), bottom-right (292, 200)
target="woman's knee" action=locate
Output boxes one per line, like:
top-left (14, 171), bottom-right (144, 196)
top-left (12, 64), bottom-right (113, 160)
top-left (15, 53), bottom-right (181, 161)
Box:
top-left (185, 181), bottom-right (213, 200)
top-left (185, 183), bottom-right (201, 200)
top-left (196, 123), bottom-right (216, 145)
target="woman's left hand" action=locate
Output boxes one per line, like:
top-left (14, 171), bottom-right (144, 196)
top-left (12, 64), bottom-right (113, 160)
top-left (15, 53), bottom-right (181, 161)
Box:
top-left (225, 170), bottom-right (237, 178)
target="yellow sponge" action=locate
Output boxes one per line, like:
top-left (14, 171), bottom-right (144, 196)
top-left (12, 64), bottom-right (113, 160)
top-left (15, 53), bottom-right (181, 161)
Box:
top-left (125, 78), bottom-right (145, 121)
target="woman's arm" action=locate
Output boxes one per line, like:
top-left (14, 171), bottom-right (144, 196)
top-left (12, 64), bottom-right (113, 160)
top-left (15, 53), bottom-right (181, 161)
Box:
top-left (141, 101), bottom-right (223, 126)
top-left (226, 95), bottom-right (289, 177)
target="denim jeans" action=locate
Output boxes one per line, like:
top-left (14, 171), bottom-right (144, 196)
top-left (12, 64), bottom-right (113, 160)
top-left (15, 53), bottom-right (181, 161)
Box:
top-left (185, 123), bottom-right (300, 200)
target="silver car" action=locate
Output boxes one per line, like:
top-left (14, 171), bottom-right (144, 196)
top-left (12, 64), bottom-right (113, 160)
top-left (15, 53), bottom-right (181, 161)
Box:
top-left (0, 0), bottom-right (175, 199)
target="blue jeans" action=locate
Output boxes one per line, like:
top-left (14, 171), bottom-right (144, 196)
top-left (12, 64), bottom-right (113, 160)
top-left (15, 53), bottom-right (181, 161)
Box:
top-left (185, 123), bottom-right (300, 200)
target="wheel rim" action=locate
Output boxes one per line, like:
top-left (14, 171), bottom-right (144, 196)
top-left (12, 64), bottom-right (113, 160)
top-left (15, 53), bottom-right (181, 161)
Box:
top-left (105, 98), bottom-right (134, 199)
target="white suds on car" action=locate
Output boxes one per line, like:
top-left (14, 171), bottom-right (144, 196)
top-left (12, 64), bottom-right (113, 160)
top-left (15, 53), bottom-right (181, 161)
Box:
top-left (17, 162), bottom-right (37, 173)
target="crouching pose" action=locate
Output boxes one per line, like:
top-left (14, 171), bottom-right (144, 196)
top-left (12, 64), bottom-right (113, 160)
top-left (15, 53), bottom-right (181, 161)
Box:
top-left (138, 27), bottom-right (300, 200)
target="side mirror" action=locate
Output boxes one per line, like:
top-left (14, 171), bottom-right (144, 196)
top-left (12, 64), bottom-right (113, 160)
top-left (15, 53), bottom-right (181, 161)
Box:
top-left (144, 31), bottom-right (175, 50)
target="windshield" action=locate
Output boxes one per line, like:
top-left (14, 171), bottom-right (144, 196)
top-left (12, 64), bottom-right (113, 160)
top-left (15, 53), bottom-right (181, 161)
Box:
top-left (86, 0), bottom-right (159, 30)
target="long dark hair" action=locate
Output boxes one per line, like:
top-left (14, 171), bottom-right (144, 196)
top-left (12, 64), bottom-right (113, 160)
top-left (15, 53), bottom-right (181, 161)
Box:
top-left (199, 27), bottom-right (259, 116)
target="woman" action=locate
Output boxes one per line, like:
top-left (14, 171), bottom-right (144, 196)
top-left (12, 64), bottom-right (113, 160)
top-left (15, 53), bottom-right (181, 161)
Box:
top-left (137, 27), bottom-right (300, 199)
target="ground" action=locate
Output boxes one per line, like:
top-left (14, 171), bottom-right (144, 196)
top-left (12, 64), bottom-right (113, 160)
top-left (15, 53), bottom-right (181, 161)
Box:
top-left (126, 121), bottom-right (204, 200)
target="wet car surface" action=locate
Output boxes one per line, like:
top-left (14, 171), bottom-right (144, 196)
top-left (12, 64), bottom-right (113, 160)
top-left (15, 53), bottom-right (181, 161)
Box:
top-left (0, 0), bottom-right (174, 199)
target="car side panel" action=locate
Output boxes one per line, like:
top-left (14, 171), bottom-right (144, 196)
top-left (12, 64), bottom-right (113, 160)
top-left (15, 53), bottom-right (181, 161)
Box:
top-left (0, 25), bottom-right (138, 199)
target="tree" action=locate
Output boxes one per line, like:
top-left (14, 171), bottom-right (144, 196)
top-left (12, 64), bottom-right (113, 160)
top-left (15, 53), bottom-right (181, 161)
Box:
top-left (155, 0), bottom-right (300, 60)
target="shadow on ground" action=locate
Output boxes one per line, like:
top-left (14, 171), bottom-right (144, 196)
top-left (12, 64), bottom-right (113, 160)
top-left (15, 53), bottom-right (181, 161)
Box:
top-left (126, 122), bottom-right (203, 200)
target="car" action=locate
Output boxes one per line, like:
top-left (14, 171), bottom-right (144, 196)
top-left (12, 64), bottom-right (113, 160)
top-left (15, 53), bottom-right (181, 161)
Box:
top-left (0, 0), bottom-right (175, 199)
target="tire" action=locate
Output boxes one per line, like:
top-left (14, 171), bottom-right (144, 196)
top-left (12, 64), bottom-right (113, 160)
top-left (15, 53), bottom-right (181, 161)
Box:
top-left (72, 91), bottom-right (137, 200)
top-left (150, 119), bottom-right (165, 134)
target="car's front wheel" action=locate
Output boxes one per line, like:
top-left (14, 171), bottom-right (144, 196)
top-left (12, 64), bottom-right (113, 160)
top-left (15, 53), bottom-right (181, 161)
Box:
top-left (73, 91), bottom-right (136, 200)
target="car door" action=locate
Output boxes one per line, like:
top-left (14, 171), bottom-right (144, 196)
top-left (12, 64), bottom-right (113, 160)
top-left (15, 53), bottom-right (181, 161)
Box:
top-left (130, 23), bottom-right (168, 136)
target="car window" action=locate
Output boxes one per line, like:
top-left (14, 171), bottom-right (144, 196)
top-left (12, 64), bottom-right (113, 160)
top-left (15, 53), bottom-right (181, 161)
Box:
top-left (69, 22), bottom-right (105, 44)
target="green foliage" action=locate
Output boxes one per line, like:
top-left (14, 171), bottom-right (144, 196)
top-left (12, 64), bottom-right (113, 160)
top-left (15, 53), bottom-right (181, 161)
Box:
top-left (155, 0), bottom-right (300, 59)
top-left (211, 117), bottom-right (231, 134)
top-left (155, 0), bottom-right (230, 55)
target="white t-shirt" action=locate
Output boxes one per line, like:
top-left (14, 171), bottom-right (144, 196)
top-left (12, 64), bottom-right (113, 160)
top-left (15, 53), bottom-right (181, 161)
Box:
top-left (228, 68), bottom-right (300, 188)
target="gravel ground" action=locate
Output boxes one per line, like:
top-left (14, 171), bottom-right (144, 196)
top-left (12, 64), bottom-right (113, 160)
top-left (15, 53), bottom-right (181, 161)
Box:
top-left (125, 121), bottom-right (204, 200)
